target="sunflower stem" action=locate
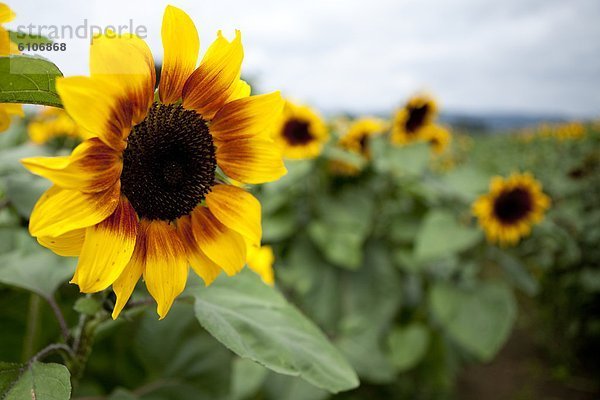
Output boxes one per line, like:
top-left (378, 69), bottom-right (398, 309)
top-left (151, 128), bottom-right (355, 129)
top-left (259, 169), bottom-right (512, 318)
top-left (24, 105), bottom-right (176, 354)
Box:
top-left (45, 294), bottom-right (71, 343)
top-left (68, 312), bottom-right (108, 387)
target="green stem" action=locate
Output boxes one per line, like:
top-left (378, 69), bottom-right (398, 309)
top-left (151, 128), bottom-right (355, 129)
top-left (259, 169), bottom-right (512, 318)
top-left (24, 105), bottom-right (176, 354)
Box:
top-left (22, 294), bottom-right (41, 361)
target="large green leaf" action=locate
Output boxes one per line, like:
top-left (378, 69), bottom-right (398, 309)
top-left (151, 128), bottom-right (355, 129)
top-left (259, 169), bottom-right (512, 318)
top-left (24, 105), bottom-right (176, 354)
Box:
top-left (0, 55), bottom-right (63, 107)
top-left (1, 361), bottom-right (71, 400)
top-left (189, 270), bottom-right (359, 393)
top-left (387, 323), bottom-right (430, 372)
top-left (414, 210), bottom-right (482, 262)
top-left (0, 238), bottom-right (75, 299)
top-left (429, 282), bottom-right (516, 361)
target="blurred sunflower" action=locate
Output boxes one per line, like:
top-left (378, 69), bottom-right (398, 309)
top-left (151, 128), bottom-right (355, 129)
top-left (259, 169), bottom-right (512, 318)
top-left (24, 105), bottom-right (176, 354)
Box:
top-left (273, 101), bottom-right (328, 159)
top-left (330, 117), bottom-right (387, 175)
top-left (472, 173), bottom-right (550, 246)
top-left (21, 5), bottom-right (286, 319)
top-left (0, 2), bottom-right (23, 133)
top-left (28, 107), bottom-right (87, 144)
top-left (422, 124), bottom-right (451, 155)
top-left (391, 94), bottom-right (437, 145)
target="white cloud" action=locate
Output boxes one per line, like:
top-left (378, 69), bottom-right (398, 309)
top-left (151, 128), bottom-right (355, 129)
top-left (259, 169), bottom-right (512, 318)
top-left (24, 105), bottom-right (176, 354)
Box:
top-left (8, 0), bottom-right (600, 117)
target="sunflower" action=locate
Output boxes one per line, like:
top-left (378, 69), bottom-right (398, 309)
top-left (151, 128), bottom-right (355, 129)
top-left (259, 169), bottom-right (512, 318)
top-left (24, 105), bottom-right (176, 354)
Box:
top-left (21, 6), bottom-right (287, 319)
top-left (391, 94), bottom-right (437, 145)
top-left (330, 117), bottom-right (387, 175)
top-left (472, 173), bottom-right (550, 246)
top-left (0, 2), bottom-right (23, 133)
top-left (273, 101), bottom-right (328, 159)
top-left (422, 124), bottom-right (451, 155)
top-left (28, 107), bottom-right (87, 144)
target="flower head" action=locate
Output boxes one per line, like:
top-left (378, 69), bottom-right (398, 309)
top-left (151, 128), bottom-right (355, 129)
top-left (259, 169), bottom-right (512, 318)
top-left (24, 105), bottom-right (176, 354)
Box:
top-left (391, 94), bottom-right (437, 146)
top-left (422, 124), bottom-right (451, 155)
top-left (472, 173), bottom-right (550, 246)
top-left (330, 117), bottom-right (387, 175)
top-left (273, 101), bottom-right (328, 159)
top-left (22, 6), bottom-right (286, 319)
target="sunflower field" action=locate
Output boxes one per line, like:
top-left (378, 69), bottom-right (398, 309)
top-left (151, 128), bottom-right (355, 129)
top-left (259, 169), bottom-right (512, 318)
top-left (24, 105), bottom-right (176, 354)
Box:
top-left (1, 3), bottom-right (599, 400)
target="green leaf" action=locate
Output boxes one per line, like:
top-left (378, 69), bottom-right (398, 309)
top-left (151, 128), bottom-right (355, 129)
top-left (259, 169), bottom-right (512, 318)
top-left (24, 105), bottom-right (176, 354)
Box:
top-left (414, 210), bottom-right (482, 262)
top-left (429, 282), bottom-right (516, 361)
top-left (4, 173), bottom-right (51, 218)
top-left (0, 55), bottom-right (63, 107)
top-left (0, 239), bottom-right (75, 299)
top-left (264, 373), bottom-right (329, 400)
top-left (230, 358), bottom-right (268, 400)
top-left (438, 166), bottom-right (491, 201)
top-left (8, 31), bottom-right (53, 45)
top-left (387, 323), bottom-right (430, 372)
top-left (308, 187), bottom-right (374, 269)
top-left (308, 221), bottom-right (363, 269)
top-left (189, 270), bottom-right (359, 393)
top-left (1, 361), bottom-right (71, 400)
top-left (372, 138), bottom-right (430, 177)
top-left (335, 243), bottom-right (401, 383)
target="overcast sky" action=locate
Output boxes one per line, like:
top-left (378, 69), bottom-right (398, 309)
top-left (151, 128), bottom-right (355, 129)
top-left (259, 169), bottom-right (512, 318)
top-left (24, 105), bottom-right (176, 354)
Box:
top-left (7, 0), bottom-right (600, 117)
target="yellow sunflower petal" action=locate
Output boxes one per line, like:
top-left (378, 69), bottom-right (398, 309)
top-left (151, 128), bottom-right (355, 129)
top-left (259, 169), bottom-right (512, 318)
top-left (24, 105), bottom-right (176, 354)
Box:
top-left (111, 219), bottom-right (148, 319)
top-left (89, 32), bottom-right (155, 125)
top-left (182, 30), bottom-right (243, 119)
top-left (71, 197), bottom-right (138, 293)
top-left (226, 79), bottom-right (251, 103)
top-left (177, 215), bottom-right (221, 285)
top-left (159, 5), bottom-right (199, 104)
top-left (217, 138), bottom-right (287, 184)
top-left (143, 220), bottom-right (188, 319)
top-left (21, 138), bottom-right (122, 193)
top-left (56, 76), bottom-right (129, 151)
top-left (210, 92), bottom-right (283, 142)
top-left (0, 3), bottom-right (15, 23)
top-left (29, 183), bottom-right (120, 238)
top-left (37, 229), bottom-right (86, 257)
top-left (247, 245), bottom-right (275, 286)
top-left (191, 207), bottom-right (246, 276)
top-left (205, 184), bottom-right (261, 246)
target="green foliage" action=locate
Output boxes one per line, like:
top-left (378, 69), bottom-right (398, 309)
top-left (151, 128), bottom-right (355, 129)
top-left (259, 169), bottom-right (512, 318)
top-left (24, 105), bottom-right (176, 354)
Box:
top-left (0, 55), bottom-right (63, 107)
top-left (8, 31), bottom-right (53, 45)
top-left (190, 270), bottom-right (359, 393)
top-left (0, 235), bottom-right (74, 300)
top-left (387, 323), bottom-right (430, 372)
top-left (414, 210), bottom-right (482, 262)
top-left (1, 361), bottom-right (71, 400)
top-left (430, 282), bottom-right (516, 361)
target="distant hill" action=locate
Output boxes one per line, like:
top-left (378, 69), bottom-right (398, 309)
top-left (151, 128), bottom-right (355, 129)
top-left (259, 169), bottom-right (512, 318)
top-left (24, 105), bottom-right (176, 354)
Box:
top-left (439, 112), bottom-right (569, 134)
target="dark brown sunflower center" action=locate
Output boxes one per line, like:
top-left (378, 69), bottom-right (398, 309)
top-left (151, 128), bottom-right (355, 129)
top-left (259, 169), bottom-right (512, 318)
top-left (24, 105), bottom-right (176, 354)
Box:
top-left (405, 104), bottom-right (429, 133)
top-left (121, 103), bottom-right (216, 221)
top-left (283, 118), bottom-right (313, 145)
top-left (493, 187), bottom-right (533, 224)
top-left (358, 134), bottom-right (369, 153)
